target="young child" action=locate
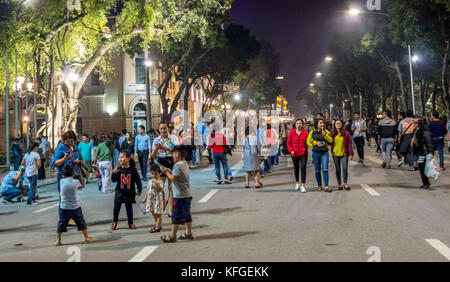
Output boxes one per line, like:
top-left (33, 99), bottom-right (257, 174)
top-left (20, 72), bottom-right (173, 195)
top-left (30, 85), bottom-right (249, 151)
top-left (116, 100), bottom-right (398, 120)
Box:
top-left (55, 166), bottom-right (92, 246)
top-left (111, 151), bottom-right (142, 230)
top-left (142, 164), bottom-right (166, 233)
top-left (160, 145), bottom-right (193, 242)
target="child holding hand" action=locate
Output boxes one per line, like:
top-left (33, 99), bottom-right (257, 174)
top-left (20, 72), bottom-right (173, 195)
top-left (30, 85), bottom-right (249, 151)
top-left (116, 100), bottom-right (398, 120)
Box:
top-left (143, 164), bottom-right (166, 233)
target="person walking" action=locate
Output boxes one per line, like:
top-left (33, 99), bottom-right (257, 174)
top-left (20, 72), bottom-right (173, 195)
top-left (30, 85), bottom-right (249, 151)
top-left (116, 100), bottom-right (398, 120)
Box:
top-left (411, 119), bottom-right (434, 188)
top-left (378, 110), bottom-right (397, 169)
top-left (331, 120), bottom-right (353, 190)
top-left (22, 143), bottom-right (41, 205)
top-left (287, 119), bottom-right (309, 192)
top-left (37, 138), bottom-right (47, 180)
top-left (78, 134), bottom-right (95, 179)
top-left (428, 111), bottom-right (447, 171)
top-left (351, 112), bottom-right (367, 163)
top-left (135, 125), bottom-right (152, 181)
top-left (93, 135), bottom-right (113, 193)
top-left (208, 130), bottom-right (231, 185)
top-left (307, 119), bottom-right (333, 192)
top-left (398, 110), bottom-right (416, 171)
top-left (242, 127), bottom-right (263, 189)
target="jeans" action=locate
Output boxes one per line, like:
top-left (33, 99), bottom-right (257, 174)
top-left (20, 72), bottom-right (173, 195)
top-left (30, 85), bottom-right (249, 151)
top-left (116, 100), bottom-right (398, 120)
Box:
top-left (213, 153), bottom-right (229, 180)
top-left (114, 149), bottom-right (119, 168)
top-left (98, 161), bottom-right (112, 192)
top-left (27, 174), bottom-right (38, 204)
top-left (333, 156), bottom-right (348, 185)
top-left (192, 148), bottom-right (197, 163)
top-left (1, 186), bottom-right (22, 201)
top-left (137, 150), bottom-right (149, 179)
top-left (354, 136), bottom-right (365, 160)
top-left (418, 157), bottom-right (430, 186)
top-left (381, 138), bottom-right (394, 165)
top-left (432, 139), bottom-right (445, 168)
top-left (312, 151), bottom-right (329, 187)
top-left (292, 155), bottom-right (307, 183)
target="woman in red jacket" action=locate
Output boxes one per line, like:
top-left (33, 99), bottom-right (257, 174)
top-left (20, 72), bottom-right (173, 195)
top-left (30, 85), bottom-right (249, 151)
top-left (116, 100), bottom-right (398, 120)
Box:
top-left (330, 120), bottom-right (354, 190)
top-left (287, 119), bottom-right (309, 192)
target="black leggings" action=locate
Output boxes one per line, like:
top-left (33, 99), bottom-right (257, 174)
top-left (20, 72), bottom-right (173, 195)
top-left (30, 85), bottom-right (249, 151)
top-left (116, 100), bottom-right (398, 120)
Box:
top-left (113, 199), bottom-right (134, 225)
top-left (292, 155), bottom-right (307, 183)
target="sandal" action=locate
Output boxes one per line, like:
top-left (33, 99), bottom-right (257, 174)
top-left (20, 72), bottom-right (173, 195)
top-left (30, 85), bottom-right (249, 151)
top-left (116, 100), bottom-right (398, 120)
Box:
top-left (179, 233), bottom-right (194, 240)
top-left (150, 227), bottom-right (162, 233)
top-left (161, 235), bottom-right (177, 243)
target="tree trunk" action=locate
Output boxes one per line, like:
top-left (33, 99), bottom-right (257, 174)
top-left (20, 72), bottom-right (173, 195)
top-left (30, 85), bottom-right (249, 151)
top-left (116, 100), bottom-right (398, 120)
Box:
top-left (442, 41), bottom-right (450, 117)
top-left (393, 62), bottom-right (407, 112)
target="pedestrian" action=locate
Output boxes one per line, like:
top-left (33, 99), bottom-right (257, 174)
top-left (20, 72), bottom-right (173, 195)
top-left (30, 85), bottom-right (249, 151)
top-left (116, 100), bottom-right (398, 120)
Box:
top-left (378, 110), bottom-right (397, 169)
top-left (143, 164), bottom-right (166, 233)
top-left (53, 131), bottom-right (82, 193)
top-left (1, 170), bottom-right (24, 204)
top-left (160, 145), bottom-right (194, 242)
top-left (36, 138), bottom-right (46, 180)
top-left (78, 134), bottom-right (95, 178)
top-left (398, 110), bottom-right (416, 171)
top-left (208, 130), bottom-right (231, 185)
top-left (22, 142), bottom-right (41, 205)
top-left (351, 112), bottom-right (367, 163)
top-left (428, 111), bottom-right (447, 171)
top-left (287, 118), bottom-right (309, 192)
top-left (113, 133), bottom-right (121, 168)
top-left (111, 151), bottom-right (142, 230)
top-left (135, 125), bottom-right (152, 181)
top-left (411, 119), bottom-right (434, 188)
top-left (152, 121), bottom-right (178, 216)
top-left (331, 120), bottom-right (354, 190)
top-left (12, 138), bottom-right (22, 171)
top-left (446, 117), bottom-right (450, 153)
top-left (242, 127), bottom-right (263, 188)
top-left (307, 118), bottom-right (333, 192)
top-left (118, 129), bottom-right (127, 149)
top-left (121, 132), bottom-right (134, 157)
top-left (94, 135), bottom-right (113, 193)
top-left (55, 166), bottom-right (92, 246)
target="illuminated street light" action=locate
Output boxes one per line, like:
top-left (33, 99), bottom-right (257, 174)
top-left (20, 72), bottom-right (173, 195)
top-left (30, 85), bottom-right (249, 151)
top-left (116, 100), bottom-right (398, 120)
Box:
top-left (234, 93), bottom-right (242, 101)
top-left (325, 56), bottom-right (333, 62)
top-left (275, 75), bottom-right (285, 80)
top-left (310, 83), bottom-right (315, 87)
top-left (107, 105), bottom-right (117, 116)
top-left (145, 60), bottom-right (153, 67)
top-left (23, 115), bottom-right (30, 122)
top-left (412, 55), bottom-right (419, 62)
top-left (348, 8), bottom-right (361, 16)
top-left (316, 72), bottom-right (322, 77)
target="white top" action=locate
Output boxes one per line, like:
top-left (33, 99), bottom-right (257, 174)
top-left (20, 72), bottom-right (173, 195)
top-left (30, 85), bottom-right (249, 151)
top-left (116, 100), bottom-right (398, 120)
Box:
top-left (152, 135), bottom-right (179, 158)
top-left (23, 152), bottom-right (40, 177)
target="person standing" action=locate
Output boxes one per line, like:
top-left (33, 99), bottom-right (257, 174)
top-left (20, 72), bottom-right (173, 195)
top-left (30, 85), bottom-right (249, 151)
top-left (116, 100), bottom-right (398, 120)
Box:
top-left (287, 119), bottom-right (309, 192)
top-left (118, 129), bottom-right (127, 149)
top-left (428, 111), bottom-right (447, 171)
top-left (331, 120), bottom-right (353, 190)
top-left (351, 112), bottom-right (367, 163)
top-left (37, 138), bottom-right (47, 180)
top-left (242, 127), bottom-right (263, 189)
top-left (378, 110), bottom-right (397, 169)
top-left (111, 151), bottom-right (142, 230)
top-left (121, 132), bottom-right (134, 157)
top-left (78, 134), bottom-right (95, 178)
top-left (411, 119), bottom-right (434, 188)
top-left (208, 130), bottom-right (231, 185)
top-left (307, 119), bottom-right (333, 192)
top-left (135, 125), bottom-right (152, 181)
top-left (53, 131), bottom-right (82, 193)
top-left (94, 135), bottom-right (113, 193)
top-left (12, 138), bottom-right (22, 171)
top-left (22, 143), bottom-right (41, 205)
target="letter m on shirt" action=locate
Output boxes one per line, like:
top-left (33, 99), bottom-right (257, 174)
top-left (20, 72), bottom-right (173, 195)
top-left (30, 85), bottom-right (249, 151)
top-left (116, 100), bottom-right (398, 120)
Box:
top-left (120, 174), bottom-right (131, 190)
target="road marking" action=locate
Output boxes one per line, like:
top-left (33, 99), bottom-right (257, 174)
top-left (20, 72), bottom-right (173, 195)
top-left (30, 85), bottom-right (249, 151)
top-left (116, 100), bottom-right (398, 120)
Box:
top-left (129, 246), bottom-right (158, 262)
top-left (425, 239), bottom-right (450, 261)
top-left (365, 156), bottom-right (384, 165)
top-left (361, 184), bottom-right (380, 196)
top-left (230, 160), bottom-right (243, 171)
top-left (33, 203), bottom-right (59, 213)
top-left (198, 189), bottom-right (219, 203)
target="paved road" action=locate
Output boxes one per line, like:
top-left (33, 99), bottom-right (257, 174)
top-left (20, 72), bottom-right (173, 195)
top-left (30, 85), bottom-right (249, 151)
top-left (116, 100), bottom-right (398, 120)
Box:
top-left (0, 146), bottom-right (449, 262)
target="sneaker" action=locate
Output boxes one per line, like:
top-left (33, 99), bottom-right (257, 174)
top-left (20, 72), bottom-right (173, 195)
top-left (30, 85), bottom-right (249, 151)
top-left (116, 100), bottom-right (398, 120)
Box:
top-left (420, 184), bottom-right (430, 189)
top-left (129, 224), bottom-right (137, 230)
top-left (213, 179), bottom-right (221, 183)
top-left (28, 201), bottom-right (39, 206)
top-left (300, 185), bottom-right (306, 193)
top-left (2, 200), bottom-right (14, 205)
top-left (216, 180), bottom-right (223, 185)
top-left (295, 184), bottom-right (300, 191)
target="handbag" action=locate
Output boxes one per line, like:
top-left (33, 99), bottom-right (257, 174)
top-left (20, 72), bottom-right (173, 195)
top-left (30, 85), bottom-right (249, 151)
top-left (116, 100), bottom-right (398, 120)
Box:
top-left (202, 149), bottom-right (210, 157)
top-left (223, 145), bottom-right (233, 156)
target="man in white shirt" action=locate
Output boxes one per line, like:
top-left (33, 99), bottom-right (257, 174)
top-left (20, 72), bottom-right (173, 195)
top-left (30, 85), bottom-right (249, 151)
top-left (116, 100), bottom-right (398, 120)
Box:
top-left (351, 112), bottom-right (367, 163)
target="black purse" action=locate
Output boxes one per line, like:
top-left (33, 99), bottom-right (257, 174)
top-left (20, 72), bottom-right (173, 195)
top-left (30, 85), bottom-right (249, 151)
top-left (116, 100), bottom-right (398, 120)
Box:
top-left (223, 145), bottom-right (232, 156)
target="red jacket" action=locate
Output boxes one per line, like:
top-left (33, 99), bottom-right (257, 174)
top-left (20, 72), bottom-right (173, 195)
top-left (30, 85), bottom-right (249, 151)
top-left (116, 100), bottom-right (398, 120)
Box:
top-left (208, 132), bottom-right (226, 154)
top-left (331, 130), bottom-right (354, 157)
top-left (287, 128), bottom-right (309, 157)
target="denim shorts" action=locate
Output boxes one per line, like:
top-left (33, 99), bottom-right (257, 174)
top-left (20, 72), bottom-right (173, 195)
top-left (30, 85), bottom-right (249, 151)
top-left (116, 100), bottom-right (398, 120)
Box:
top-left (172, 197), bottom-right (192, 225)
top-left (57, 207), bottom-right (87, 233)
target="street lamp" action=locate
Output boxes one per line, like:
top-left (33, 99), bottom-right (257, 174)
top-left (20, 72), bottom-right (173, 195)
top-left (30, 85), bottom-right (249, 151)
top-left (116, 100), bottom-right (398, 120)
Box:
top-left (325, 56), bottom-right (333, 62)
top-left (145, 59), bottom-right (153, 67)
top-left (310, 83), bottom-right (315, 87)
top-left (409, 45), bottom-right (418, 115)
top-left (348, 8), bottom-right (361, 16)
top-left (234, 93), bottom-right (242, 102)
top-left (329, 104), bottom-right (333, 120)
top-left (316, 72), bottom-right (322, 77)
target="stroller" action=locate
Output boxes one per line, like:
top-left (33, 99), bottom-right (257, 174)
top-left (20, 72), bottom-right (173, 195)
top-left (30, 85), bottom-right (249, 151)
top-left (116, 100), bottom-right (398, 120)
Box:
top-left (15, 166), bottom-right (40, 202)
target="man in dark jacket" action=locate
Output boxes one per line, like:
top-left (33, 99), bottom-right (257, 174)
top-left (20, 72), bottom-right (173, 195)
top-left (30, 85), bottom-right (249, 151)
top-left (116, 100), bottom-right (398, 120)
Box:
top-left (378, 110), bottom-right (397, 169)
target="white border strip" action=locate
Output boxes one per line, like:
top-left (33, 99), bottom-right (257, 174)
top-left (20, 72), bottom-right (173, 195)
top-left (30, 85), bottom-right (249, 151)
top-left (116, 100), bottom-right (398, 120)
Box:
top-left (425, 239), bottom-right (450, 261)
top-left (198, 189), bottom-right (219, 203)
top-left (129, 246), bottom-right (158, 262)
top-left (361, 184), bottom-right (380, 196)
top-left (33, 203), bottom-right (59, 213)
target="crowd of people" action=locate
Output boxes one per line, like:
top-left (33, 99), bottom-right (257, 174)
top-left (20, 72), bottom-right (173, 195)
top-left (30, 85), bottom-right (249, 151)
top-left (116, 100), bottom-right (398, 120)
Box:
top-left (0, 110), bottom-right (448, 244)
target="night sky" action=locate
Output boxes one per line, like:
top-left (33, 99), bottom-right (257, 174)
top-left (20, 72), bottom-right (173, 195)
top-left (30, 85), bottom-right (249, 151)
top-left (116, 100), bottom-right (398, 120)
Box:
top-left (232, 0), bottom-right (356, 116)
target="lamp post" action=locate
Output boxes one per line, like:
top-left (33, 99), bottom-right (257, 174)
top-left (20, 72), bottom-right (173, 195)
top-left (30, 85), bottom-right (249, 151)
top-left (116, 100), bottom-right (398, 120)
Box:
top-left (3, 49), bottom-right (11, 168)
top-left (15, 53), bottom-right (19, 138)
top-left (144, 49), bottom-right (153, 129)
top-left (329, 104), bottom-right (333, 120)
top-left (408, 45), bottom-right (417, 115)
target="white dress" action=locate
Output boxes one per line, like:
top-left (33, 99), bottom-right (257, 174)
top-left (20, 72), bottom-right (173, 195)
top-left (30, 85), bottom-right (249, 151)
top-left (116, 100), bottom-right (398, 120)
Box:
top-left (145, 179), bottom-right (164, 214)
